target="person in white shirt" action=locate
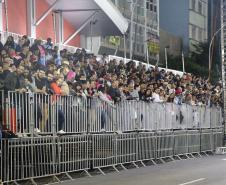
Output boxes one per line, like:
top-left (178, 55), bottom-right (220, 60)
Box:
top-left (152, 88), bottom-right (164, 103)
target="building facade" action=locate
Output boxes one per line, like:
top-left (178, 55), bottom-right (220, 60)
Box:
top-left (91, 0), bottom-right (160, 62)
top-left (160, 0), bottom-right (208, 54)
top-left (159, 29), bottom-right (182, 63)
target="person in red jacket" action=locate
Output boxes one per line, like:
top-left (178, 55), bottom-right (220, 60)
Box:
top-left (50, 77), bottom-right (65, 134)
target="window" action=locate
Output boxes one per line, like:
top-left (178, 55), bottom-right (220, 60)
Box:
top-left (146, 2), bottom-right (149, 9)
top-left (137, 44), bottom-right (140, 53)
top-left (150, 4), bottom-right (153, 11)
top-left (198, 1), bottom-right (202, 14)
top-left (192, 0), bottom-right (196, 10)
top-left (192, 25), bottom-right (196, 40)
top-left (198, 28), bottom-right (203, 41)
top-left (154, 5), bottom-right (157, 13)
top-left (141, 45), bottom-right (144, 53)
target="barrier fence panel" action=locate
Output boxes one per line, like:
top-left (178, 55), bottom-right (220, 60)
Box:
top-left (211, 107), bottom-right (223, 128)
top-left (0, 136), bottom-right (90, 183)
top-left (6, 91), bottom-right (35, 134)
top-left (116, 133), bottom-right (137, 164)
top-left (200, 130), bottom-right (214, 152)
top-left (156, 131), bottom-right (174, 158)
top-left (171, 105), bottom-right (181, 130)
top-left (213, 128), bottom-right (224, 149)
top-left (202, 106), bottom-right (211, 128)
top-left (155, 103), bottom-right (167, 130)
top-left (92, 134), bottom-right (117, 168)
top-left (137, 132), bottom-right (156, 160)
top-left (165, 103), bottom-right (176, 130)
top-left (89, 98), bottom-right (115, 133)
top-left (116, 101), bottom-right (138, 132)
top-left (187, 130), bottom-right (201, 153)
top-left (192, 106), bottom-right (200, 129)
top-left (178, 104), bottom-right (188, 130)
top-left (32, 137), bottom-right (56, 177)
top-left (140, 102), bottom-right (156, 131)
top-left (57, 135), bottom-right (89, 173)
top-left (1, 138), bottom-right (33, 182)
top-left (55, 95), bottom-right (88, 134)
top-left (33, 93), bottom-right (52, 134)
top-left (173, 131), bottom-right (189, 155)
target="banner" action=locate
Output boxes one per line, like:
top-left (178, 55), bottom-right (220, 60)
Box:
top-left (109, 36), bottom-right (121, 46)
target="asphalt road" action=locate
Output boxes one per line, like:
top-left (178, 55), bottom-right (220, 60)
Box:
top-left (63, 155), bottom-right (226, 185)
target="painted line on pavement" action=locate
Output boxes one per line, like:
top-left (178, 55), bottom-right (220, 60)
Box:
top-left (222, 159), bottom-right (226, 161)
top-left (178, 178), bottom-right (206, 185)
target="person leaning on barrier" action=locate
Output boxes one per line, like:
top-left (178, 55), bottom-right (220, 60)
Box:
top-left (50, 75), bottom-right (66, 134)
top-left (2, 60), bottom-right (17, 94)
top-left (152, 88), bottom-right (164, 103)
top-left (97, 85), bottom-right (114, 132)
top-left (174, 87), bottom-right (183, 105)
top-left (107, 80), bottom-right (121, 103)
top-left (125, 80), bottom-right (140, 101)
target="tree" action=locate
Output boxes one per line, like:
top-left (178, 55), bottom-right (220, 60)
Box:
top-left (166, 42), bottom-right (220, 82)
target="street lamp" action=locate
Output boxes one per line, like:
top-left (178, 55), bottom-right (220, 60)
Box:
top-left (209, 24), bottom-right (225, 80)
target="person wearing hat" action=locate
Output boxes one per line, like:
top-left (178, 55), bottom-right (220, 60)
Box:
top-left (174, 87), bottom-right (183, 105)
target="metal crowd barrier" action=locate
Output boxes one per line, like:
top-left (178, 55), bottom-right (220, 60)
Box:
top-left (0, 129), bottom-right (224, 183)
top-left (0, 91), bottom-right (223, 135)
top-left (89, 98), bottom-right (116, 133)
top-left (0, 135), bottom-right (89, 183)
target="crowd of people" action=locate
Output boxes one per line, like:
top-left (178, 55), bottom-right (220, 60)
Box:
top-left (0, 35), bottom-right (222, 108)
top-left (0, 34), bottom-right (223, 135)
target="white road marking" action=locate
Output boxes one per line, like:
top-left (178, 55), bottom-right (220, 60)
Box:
top-left (178, 178), bottom-right (206, 185)
top-left (222, 159), bottom-right (226, 161)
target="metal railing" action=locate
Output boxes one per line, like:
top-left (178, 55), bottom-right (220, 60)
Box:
top-left (0, 91), bottom-right (223, 135)
top-left (0, 90), bottom-right (224, 184)
top-left (1, 129), bottom-right (223, 183)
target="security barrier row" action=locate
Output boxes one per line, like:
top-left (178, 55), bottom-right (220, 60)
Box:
top-left (0, 129), bottom-right (223, 183)
top-left (0, 91), bottom-right (223, 134)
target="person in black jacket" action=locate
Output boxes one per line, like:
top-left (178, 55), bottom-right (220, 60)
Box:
top-left (108, 80), bottom-right (121, 103)
top-left (2, 60), bottom-right (17, 93)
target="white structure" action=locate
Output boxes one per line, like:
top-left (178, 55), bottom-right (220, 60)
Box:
top-left (93, 0), bottom-right (160, 62)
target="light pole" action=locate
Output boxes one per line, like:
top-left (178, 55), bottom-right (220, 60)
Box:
top-left (129, 0), bottom-right (137, 59)
top-left (209, 24), bottom-right (225, 80)
top-left (165, 46), bottom-right (169, 69)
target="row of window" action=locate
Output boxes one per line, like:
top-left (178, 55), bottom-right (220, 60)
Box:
top-left (190, 24), bottom-right (206, 42)
top-left (191, 0), bottom-right (207, 16)
top-left (146, 0), bottom-right (158, 13)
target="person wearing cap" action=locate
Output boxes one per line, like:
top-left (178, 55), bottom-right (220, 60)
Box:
top-left (60, 60), bottom-right (70, 79)
top-left (174, 87), bottom-right (183, 105)
top-left (44, 38), bottom-right (53, 51)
